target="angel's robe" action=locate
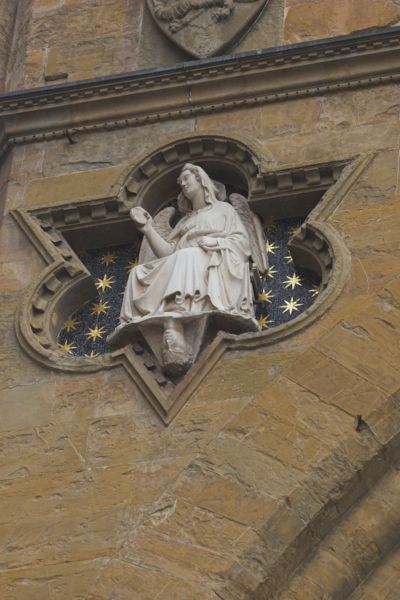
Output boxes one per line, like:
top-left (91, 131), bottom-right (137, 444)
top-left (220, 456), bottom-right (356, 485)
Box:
top-left (120, 200), bottom-right (255, 324)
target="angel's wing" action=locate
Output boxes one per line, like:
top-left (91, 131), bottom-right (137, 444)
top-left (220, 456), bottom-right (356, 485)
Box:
top-left (138, 206), bottom-right (176, 264)
top-left (229, 193), bottom-right (268, 294)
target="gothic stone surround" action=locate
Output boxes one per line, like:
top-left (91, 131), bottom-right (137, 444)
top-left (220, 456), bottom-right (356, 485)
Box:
top-left (4, 27), bottom-right (396, 423)
top-left (11, 134), bottom-right (372, 424)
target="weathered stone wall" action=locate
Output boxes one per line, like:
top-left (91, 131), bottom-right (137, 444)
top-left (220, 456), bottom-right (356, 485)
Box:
top-left (0, 2), bottom-right (400, 599)
top-left (3, 0), bottom-right (400, 90)
top-left (0, 3), bottom-right (17, 92)
top-left (4, 0), bottom-right (283, 89)
top-left (284, 0), bottom-right (400, 43)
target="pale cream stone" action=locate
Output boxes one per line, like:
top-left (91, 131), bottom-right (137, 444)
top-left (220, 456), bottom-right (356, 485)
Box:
top-left (112, 164), bottom-right (262, 377)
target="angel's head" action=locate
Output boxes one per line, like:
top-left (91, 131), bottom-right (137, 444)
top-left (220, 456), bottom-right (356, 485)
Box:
top-left (177, 163), bottom-right (219, 213)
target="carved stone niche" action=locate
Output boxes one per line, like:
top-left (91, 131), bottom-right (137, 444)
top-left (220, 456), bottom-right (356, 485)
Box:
top-left (13, 136), bottom-right (365, 424)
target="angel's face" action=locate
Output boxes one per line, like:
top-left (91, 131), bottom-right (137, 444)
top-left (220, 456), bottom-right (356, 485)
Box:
top-left (179, 169), bottom-right (201, 200)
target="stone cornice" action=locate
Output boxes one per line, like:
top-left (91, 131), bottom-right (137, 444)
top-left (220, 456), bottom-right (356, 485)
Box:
top-left (0, 27), bottom-right (399, 151)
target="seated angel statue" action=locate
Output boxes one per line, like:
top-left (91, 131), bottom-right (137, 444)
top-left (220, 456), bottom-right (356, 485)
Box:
top-left (110, 162), bottom-right (268, 376)
top-left (120, 163), bottom-right (256, 328)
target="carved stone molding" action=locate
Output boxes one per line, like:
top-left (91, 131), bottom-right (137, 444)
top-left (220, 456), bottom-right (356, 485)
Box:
top-left (30, 134), bottom-right (347, 236)
top-left (13, 210), bottom-right (105, 373)
top-left (120, 136), bottom-right (347, 211)
top-left (0, 27), bottom-right (399, 154)
top-left (13, 137), bottom-right (372, 424)
top-left (146, 0), bottom-right (271, 59)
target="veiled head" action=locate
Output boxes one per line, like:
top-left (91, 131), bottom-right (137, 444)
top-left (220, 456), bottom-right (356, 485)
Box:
top-left (177, 163), bottom-right (220, 214)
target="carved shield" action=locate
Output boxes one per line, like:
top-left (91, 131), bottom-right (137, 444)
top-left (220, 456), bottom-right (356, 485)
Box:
top-left (147, 0), bottom-right (271, 59)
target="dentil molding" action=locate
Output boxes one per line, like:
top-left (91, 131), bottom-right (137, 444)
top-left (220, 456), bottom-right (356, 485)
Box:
top-left (0, 27), bottom-right (399, 154)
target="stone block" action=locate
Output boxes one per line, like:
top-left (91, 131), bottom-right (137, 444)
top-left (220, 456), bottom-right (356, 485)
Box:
top-left (129, 455), bottom-right (195, 511)
top-left (143, 498), bottom-right (248, 555)
top-left (288, 350), bottom-right (366, 403)
top-left (0, 216), bottom-right (41, 266)
top-left (264, 115), bottom-right (400, 168)
top-left (122, 526), bottom-right (232, 585)
top-left (41, 118), bottom-right (196, 178)
top-left (89, 559), bottom-right (180, 600)
top-left (0, 422), bottom-right (88, 480)
top-left (204, 436), bottom-right (301, 500)
top-left (329, 379), bottom-right (387, 419)
top-left (284, 0), bottom-right (400, 43)
top-left (24, 166), bottom-right (126, 209)
top-left (350, 545), bottom-right (400, 599)
top-left (158, 457), bottom-right (277, 530)
top-left (317, 321), bottom-right (400, 394)
top-left (86, 395), bottom-right (248, 468)
top-left (255, 376), bottom-right (355, 443)
top-left (156, 580), bottom-right (215, 600)
top-left (0, 381), bottom-right (54, 431)
top-left (222, 401), bottom-right (327, 470)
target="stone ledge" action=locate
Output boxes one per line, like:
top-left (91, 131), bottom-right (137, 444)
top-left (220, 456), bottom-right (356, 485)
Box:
top-left (0, 27), bottom-right (399, 152)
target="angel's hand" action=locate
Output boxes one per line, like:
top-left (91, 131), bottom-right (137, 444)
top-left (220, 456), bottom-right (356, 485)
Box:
top-left (199, 236), bottom-right (218, 250)
top-left (130, 207), bottom-right (152, 233)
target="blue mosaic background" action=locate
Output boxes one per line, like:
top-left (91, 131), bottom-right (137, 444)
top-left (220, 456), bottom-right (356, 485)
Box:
top-left (58, 218), bottom-right (321, 357)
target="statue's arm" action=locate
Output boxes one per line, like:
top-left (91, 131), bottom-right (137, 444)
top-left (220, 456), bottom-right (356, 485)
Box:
top-left (143, 226), bottom-right (174, 258)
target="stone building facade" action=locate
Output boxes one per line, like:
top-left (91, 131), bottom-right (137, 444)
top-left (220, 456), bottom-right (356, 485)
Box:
top-left (0, 1), bottom-right (400, 598)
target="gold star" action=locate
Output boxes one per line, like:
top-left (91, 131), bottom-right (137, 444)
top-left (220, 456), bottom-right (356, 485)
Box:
top-left (95, 274), bottom-right (115, 292)
top-left (126, 259), bottom-right (138, 272)
top-left (258, 290), bottom-right (274, 303)
top-left (265, 241), bottom-right (278, 254)
top-left (85, 325), bottom-right (106, 341)
top-left (100, 251), bottom-right (116, 266)
top-left (258, 315), bottom-right (273, 329)
top-left (84, 350), bottom-right (100, 358)
top-left (58, 341), bottom-right (77, 354)
top-left (63, 317), bottom-right (80, 332)
top-left (289, 224), bottom-right (301, 237)
top-left (284, 273), bottom-right (303, 290)
top-left (267, 266), bottom-right (277, 279)
top-left (264, 216), bottom-right (277, 231)
top-left (284, 254), bottom-right (293, 264)
top-left (310, 284), bottom-right (321, 297)
top-left (281, 297), bottom-right (303, 315)
top-left (90, 300), bottom-right (110, 316)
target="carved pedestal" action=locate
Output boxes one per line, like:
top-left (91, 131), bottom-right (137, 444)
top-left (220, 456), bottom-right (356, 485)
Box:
top-left (107, 311), bottom-right (258, 380)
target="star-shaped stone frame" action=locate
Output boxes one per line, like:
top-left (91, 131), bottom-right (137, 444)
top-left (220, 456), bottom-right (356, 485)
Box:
top-left (12, 135), bottom-right (370, 424)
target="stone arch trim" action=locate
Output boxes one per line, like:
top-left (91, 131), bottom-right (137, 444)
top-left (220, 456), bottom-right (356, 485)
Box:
top-left (115, 134), bottom-right (348, 210)
top-left (12, 137), bottom-right (371, 424)
top-left (118, 135), bottom-right (261, 204)
top-left (13, 210), bottom-right (109, 374)
top-left (219, 389), bottom-right (400, 600)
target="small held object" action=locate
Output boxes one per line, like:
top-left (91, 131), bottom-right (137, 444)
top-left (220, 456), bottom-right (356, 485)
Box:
top-left (130, 207), bottom-right (151, 226)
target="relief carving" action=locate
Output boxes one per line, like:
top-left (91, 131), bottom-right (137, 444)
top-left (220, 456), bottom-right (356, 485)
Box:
top-left (147, 0), bottom-right (270, 58)
top-left (12, 135), bottom-right (361, 424)
top-left (153, 0), bottom-right (258, 31)
top-left (108, 163), bottom-right (267, 378)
